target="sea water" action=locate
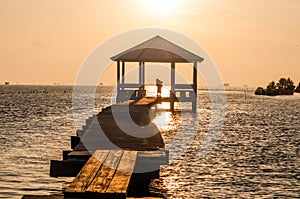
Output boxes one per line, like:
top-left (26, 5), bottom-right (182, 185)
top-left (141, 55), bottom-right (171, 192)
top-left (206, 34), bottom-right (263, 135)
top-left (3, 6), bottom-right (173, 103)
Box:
top-left (0, 86), bottom-right (299, 198)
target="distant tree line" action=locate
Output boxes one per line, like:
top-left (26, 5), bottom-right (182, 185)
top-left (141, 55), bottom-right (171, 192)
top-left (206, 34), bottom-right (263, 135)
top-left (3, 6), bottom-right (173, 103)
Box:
top-left (255, 78), bottom-right (300, 96)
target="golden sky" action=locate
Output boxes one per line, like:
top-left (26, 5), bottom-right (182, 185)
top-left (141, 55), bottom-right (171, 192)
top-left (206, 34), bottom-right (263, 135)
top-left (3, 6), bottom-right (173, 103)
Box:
top-left (0, 0), bottom-right (299, 87)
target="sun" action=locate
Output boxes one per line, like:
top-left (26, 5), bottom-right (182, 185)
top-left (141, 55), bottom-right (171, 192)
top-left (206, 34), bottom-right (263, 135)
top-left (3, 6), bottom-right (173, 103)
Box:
top-left (141, 0), bottom-right (181, 15)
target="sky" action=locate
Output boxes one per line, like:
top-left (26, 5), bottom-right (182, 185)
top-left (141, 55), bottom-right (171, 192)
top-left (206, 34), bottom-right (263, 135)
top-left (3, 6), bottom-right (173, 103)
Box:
top-left (0, 0), bottom-right (300, 87)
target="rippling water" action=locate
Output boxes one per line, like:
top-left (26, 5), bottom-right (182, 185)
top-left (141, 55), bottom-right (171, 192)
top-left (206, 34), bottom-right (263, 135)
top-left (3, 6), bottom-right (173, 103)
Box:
top-left (0, 86), bottom-right (299, 198)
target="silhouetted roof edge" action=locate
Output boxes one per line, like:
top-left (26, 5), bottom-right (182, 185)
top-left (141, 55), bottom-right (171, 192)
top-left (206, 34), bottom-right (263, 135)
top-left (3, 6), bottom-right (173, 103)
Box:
top-left (111, 35), bottom-right (204, 63)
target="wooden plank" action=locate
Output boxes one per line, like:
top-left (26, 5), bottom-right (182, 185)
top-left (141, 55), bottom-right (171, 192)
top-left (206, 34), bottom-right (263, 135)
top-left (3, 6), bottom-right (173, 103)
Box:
top-left (68, 150), bottom-right (91, 157)
top-left (133, 98), bottom-right (157, 106)
top-left (74, 137), bottom-right (164, 151)
top-left (126, 197), bottom-right (164, 199)
top-left (72, 114), bottom-right (165, 152)
top-left (64, 150), bottom-right (109, 193)
top-left (174, 84), bottom-right (194, 89)
top-left (106, 151), bottom-right (137, 194)
top-left (62, 150), bottom-right (72, 160)
top-left (64, 150), bottom-right (140, 198)
top-left (67, 150), bottom-right (91, 160)
top-left (86, 150), bottom-right (123, 193)
top-left (22, 195), bottom-right (63, 199)
top-left (118, 83), bottom-right (141, 88)
top-left (71, 136), bottom-right (80, 149)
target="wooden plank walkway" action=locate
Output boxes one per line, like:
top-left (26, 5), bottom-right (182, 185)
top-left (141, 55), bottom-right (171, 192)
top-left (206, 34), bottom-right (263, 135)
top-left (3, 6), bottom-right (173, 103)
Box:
top-left (72, 99), bottom-right (164, 152)
top-left (132, 98), bottom-right (157, 106)
top-left (49, 97), bottom-right (169, 198)
top-left (50, 97), bottom-right (168, 177)
top-left (22, 196), bottom-right (63, 199)
top-left (64, 150), bottom-right (137, 199)
top-left (22, 196), bottom-right (163, 199)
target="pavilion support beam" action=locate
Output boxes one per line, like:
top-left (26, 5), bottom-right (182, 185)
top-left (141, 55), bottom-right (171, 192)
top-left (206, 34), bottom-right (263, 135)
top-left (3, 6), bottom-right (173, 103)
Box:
top-left (192, 61), bottom-right (198, 112)
top-left (170, 62), bottom-right (175, 111)
top-left (142, 62), bottom-right (145, 87)
top-left (138, 62), bottom-right (145, 98)
top-left (117, 61), bottom-right (121, 102)
top-left (121, 61), bottom-right (125, 88)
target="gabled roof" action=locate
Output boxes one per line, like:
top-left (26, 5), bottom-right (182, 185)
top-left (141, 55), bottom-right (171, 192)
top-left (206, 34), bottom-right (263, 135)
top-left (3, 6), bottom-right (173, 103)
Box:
top-left (111, 35), bottom-right (204, 63)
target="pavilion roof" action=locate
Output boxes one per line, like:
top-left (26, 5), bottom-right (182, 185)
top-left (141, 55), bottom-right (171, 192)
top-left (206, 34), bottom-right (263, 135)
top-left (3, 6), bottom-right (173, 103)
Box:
top-left (111, 35), bottom-right (204, 63)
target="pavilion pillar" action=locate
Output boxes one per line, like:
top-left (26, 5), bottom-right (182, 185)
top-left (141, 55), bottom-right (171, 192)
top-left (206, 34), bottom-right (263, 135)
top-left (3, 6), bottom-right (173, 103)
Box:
top-left (170, 62), bottom-right (175, 111)
top-left (117, 61), bottom-right (121, 102)
top-left (192, 61), bottom-right (198, 112)
top-left (121, 61), bottom-right (125, 88)
top-left (139, 62), bottom-right (145, 98)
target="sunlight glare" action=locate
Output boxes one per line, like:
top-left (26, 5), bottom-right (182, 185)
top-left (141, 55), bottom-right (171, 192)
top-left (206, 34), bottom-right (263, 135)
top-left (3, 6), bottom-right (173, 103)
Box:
top-left (161, 86), bottom-right (171, 97)
top-left (141, 0), bottom-right (181, 15)
top-left (145, 85), bottom-right (170, 97)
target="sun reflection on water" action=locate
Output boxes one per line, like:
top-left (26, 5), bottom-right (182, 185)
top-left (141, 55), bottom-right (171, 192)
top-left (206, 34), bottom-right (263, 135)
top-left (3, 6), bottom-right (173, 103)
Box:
top-left (163, 176), bottom-right (180, 190)
top-left (157, 102), bottom-right (170, 110)
top-left (152, 111), bottom-right (178, 132)
top-left (145, 85), bottom-right (171, 98)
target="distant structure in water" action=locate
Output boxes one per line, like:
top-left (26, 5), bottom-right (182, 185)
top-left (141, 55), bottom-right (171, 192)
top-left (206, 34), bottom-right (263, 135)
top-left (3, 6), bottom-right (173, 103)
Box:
top-left (4, 82), bottom-right (9, 85)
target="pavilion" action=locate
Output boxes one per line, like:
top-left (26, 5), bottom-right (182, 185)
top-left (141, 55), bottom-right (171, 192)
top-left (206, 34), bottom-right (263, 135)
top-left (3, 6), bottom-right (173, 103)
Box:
top-left (111, 35), bottom-right (204, 112)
